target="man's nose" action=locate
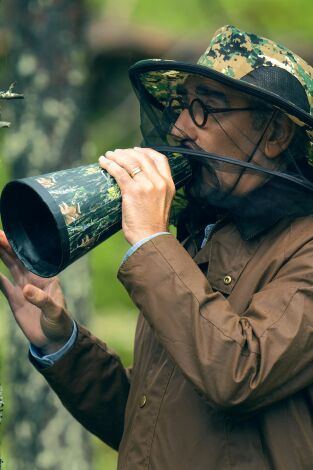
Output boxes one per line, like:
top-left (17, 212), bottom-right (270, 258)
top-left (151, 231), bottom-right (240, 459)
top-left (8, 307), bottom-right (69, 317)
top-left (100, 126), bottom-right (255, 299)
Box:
top-left (171, 109), bottom-right (198, 140)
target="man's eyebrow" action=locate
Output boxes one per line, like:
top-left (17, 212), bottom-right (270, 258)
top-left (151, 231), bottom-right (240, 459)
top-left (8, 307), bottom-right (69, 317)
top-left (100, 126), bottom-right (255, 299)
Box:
top-left (195, 85), bottom-right (228, 104)
top-left (176, 84), bottom-right (229, 104)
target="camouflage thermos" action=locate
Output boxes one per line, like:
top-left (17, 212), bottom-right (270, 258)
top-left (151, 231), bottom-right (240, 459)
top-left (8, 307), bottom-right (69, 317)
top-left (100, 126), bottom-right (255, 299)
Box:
top-left (0, 150), bottom-right (191, 277)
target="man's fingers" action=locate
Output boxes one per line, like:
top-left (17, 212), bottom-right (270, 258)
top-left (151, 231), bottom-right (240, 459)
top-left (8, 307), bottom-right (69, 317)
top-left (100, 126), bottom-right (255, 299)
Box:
top-left (134, 147), bottom-right (173, 180)
top-left (0, 272), bottom-right (14, 299)
top-left (99, 155), bottom-right (133, 193)
top-left (0, 241), bottom-right (51, 290)
top-left (105, 148), bottom-right (158, 177)
top-left (0, 246), bottom-right (30, 287)
top-left (23, 284), bottom-right (61, 318)
top-left (102, 148), bottom-right (173, 190)
top-left (0, 245), bottom-right (22, 271)
top-left (0, 273), bottom-right (25, 312)
top-left (0, 230), bottom-right (14, 254)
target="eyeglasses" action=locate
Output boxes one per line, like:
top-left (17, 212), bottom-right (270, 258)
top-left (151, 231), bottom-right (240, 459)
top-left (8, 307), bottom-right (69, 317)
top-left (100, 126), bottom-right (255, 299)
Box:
top-left (167, 96), bottom-right (270, 129)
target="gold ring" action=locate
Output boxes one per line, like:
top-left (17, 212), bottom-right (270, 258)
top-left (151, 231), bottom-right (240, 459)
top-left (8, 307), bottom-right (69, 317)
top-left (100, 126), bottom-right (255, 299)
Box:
top-left (130, 166), bottom-right (143, 178)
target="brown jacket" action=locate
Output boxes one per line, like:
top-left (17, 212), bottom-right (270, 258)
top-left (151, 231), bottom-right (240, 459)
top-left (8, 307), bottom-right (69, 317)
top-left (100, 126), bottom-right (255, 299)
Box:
top-left (31, 216), bottom-right (313, 469)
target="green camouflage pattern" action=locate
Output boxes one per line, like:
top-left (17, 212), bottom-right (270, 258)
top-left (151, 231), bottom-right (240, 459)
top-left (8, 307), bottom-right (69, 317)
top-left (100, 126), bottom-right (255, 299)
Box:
top-left (139, 69), bottom-right (186, 110)
top-left (2, 152), bottom-right (191, 276)
top-left (35, 164), bottom-right (123, 266)
top-left (198, 26), bottom-right (313, 114)
top-left (198, 26), bottom-right (313, 136)
top-left (135, 25), bottom-right (313, 161)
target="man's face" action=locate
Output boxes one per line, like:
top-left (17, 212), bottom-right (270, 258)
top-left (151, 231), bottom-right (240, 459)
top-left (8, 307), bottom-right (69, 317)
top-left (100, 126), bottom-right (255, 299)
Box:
top-left (170, 77), bottom-right (280, 203)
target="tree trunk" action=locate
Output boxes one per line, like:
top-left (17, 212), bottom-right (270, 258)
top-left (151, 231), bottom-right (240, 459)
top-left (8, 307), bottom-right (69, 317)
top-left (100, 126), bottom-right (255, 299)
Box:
top-left (2, 1), bottom-right (93, 468)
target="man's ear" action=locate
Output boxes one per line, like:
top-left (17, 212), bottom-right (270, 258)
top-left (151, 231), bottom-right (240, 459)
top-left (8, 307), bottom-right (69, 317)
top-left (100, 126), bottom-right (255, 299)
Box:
top-left (264, 113), bottom-right (295, 159)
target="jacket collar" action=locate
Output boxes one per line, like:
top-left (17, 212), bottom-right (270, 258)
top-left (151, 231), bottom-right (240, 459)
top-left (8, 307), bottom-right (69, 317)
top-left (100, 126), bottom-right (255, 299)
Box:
top-left (231, 212), bottom-right (282, 241)
top-left (180, 177), bottom-right (313, 257)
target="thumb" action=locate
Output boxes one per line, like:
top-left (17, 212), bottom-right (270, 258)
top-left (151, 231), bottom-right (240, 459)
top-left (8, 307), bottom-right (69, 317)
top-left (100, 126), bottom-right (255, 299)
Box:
top-left (23, 284), bottom-right (61, 318)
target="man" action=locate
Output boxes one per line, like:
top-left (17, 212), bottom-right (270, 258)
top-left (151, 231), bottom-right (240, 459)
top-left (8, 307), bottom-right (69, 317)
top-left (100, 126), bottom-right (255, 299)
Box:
top-left (1, 25), bottom-right (313, 469)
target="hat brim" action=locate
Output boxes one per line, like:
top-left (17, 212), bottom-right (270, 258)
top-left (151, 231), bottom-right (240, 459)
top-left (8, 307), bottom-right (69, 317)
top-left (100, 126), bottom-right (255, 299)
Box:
top-left (129, 59), bottom-right (313, 139)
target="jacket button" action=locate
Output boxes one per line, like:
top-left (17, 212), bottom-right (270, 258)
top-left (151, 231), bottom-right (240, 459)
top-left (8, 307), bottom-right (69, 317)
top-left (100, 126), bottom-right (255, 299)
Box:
top-left (223, 275), bottom-right (232, 285)
top-left (139, 395), bottom-right (147, 408)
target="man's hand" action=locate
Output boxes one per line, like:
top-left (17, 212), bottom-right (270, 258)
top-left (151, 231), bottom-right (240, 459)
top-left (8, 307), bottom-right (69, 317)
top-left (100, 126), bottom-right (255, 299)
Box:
top-left (0, 230), bottom-right (73, 355)
top-left (99, 147), bottom-right (176, 245)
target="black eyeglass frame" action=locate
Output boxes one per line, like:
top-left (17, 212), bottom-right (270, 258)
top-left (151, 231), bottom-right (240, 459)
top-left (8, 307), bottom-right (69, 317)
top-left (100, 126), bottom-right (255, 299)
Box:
top-left (168, 96), bottom-right (272, 128)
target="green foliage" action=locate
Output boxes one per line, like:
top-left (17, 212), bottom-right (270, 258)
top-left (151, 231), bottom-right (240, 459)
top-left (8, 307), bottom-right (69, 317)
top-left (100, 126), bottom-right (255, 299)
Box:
top-left (91, 309), bottom-right (137, 377)
top-left (132, 0), bottom-right (212, 34)
top-left (90, 231), bottom-right (134, 310)
top-left (0, 140), bottom-right (11, 190)
top-left (86, 0), bottom-right (313, 41)
top-left (216, 0), bottom-right (313, 39)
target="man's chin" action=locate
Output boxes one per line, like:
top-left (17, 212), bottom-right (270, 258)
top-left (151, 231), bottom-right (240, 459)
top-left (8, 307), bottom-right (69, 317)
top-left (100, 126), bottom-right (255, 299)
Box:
top-left (189, 182), bottom-right (238, 209)
top-left (189, 174), bottom-right (223, 199)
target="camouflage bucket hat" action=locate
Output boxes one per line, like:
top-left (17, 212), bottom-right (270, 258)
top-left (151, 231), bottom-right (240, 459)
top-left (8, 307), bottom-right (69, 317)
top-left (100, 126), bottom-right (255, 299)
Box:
top-left (129, 25), bottom-right (313, 162)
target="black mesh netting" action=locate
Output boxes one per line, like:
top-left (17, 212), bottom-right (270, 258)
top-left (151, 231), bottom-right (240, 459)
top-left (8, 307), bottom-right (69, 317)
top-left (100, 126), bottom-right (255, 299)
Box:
top-left (131, 68), bottom-right (313, 231)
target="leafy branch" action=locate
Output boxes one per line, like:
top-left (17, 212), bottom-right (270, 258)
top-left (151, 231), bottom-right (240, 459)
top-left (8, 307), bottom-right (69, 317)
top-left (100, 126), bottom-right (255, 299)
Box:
top-left (0, 83), bottom-right (24, 100)
top-left (0, 83), bottom-right (24, 127)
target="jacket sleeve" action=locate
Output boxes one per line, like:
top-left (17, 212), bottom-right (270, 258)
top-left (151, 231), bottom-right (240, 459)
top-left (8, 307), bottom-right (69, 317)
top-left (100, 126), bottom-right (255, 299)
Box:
top-left (117, 233), bottom-right (313, 415)
top-left (29, 323), bottom-right (131, 450)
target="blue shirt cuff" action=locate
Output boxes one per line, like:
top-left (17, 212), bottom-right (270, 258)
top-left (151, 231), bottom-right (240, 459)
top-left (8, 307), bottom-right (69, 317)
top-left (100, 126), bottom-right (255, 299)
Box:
top-left (121, 232), bottom-right (171, 266)
top-left (29, 320), bottom-right (78, 366)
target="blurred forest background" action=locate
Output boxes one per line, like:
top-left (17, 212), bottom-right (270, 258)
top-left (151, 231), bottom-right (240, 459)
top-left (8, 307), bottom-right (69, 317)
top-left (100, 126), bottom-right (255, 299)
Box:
top-left (0, 0), bottom-right (312, 469)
